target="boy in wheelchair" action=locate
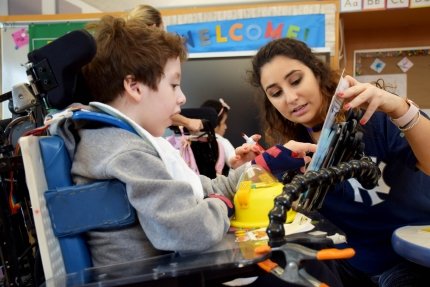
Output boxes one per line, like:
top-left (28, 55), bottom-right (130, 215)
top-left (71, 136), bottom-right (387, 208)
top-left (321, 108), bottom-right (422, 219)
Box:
top-left (46, 15), bottom-right (314, 270)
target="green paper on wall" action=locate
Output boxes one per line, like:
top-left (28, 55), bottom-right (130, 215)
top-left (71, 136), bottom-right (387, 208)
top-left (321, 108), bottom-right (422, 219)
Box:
top-left (28, 22), bottom-right (89, 51)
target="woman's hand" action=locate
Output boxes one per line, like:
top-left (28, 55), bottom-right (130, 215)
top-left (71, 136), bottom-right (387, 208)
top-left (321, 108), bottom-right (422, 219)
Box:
top-left (170, 114), bottom-right (203, 133)
top-left (341, 75), bottom-right (430, 175)
top-left (185, 118), bottom-right (203, 133)
top-left (339, 75), bottom-right (409, 125)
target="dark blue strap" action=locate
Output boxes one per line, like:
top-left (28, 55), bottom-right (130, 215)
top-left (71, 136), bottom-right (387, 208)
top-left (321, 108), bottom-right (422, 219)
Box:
top-left (72, 110), bottom-right (137, 135)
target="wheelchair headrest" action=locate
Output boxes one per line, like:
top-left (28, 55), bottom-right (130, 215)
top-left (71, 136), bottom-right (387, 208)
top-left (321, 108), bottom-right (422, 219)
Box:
top-left (26, 29), bottom-right (96, 110)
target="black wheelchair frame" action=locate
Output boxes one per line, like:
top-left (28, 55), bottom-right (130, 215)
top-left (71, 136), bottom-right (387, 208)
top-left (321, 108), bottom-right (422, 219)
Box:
top-left (0, 29), bottom-right (95, 287)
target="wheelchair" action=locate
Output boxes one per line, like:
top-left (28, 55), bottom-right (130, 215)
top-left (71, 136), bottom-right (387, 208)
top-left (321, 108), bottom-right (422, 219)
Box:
top-left (0, 29), bottom-right (96, 287)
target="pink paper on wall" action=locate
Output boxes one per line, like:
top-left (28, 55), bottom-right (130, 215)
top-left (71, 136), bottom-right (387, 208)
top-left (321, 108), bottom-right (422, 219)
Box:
top-left (12, 28), bottom-right (29, 49)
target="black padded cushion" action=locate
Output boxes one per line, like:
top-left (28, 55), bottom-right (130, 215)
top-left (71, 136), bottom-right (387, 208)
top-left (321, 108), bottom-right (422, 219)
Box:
top-left (27, 29), bottom-right (96, 110)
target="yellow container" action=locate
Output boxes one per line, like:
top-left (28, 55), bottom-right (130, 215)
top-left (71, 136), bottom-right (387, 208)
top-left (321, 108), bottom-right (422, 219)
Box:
top-left (230, 165), bottom-right (296, 228)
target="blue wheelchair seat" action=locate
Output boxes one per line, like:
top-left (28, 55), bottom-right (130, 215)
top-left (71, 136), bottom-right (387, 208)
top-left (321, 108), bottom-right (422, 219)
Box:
top-left (20, 110), bottom-right (138, 282)
top-left (16, 29), bottom-right (142, 284)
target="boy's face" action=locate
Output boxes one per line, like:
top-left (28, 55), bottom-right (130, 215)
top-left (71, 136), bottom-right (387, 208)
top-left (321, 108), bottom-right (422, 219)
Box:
top-left (140, 57), bottom-right (186, 137)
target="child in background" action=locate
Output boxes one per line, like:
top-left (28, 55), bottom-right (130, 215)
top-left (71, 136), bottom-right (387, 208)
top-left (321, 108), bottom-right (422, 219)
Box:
top-left (201, 98), bottom-right (236, 175)
top-left (127, 4), bottom-right (164, 29)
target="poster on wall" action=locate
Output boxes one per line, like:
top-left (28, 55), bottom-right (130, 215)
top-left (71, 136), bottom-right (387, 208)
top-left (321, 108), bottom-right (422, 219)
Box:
top-left (355, 74), bottom-right (407, 98)
top-left (167, 14), bottom-right (325, 53)
top-left (354, 47), bottom-right (430, 108)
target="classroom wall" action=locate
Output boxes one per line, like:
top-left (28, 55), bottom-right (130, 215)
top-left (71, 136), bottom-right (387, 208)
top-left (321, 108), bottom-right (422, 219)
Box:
top-left (0, 1), bottom-right (337, 148)
top-left (7, 0), bottom-right (43, 15)
top-left (341, 7), bottom-right (430, 110)
top-left (4, 3), bottom-right (428, 143)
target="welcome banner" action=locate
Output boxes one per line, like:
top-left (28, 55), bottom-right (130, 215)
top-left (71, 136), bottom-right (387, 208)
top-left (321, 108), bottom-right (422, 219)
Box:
top-left (167, 14), bottom-right (325, 53)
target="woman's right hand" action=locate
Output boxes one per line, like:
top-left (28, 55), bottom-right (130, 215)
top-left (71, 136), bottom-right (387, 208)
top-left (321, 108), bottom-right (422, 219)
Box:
top-left (340, 75), bottom-right (409, 125)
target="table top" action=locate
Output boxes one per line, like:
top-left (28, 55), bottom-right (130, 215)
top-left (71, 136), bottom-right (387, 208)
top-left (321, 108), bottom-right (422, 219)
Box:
top-left (41, 212), bottom-right (342, 287)
top-left (42, 233), bottom-right (268, 287)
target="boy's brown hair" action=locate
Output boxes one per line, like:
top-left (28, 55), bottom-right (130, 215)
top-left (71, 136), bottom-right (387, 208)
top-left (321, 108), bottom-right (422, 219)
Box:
top-left (84, 15), bottom-right (187, 103)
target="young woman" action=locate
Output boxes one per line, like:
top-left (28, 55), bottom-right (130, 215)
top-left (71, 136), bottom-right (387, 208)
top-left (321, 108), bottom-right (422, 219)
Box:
top-left (249, 37), bottom-right (430, 286)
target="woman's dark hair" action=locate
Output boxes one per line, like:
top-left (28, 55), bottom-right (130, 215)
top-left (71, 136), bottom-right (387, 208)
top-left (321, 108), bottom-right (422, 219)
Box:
top-left (248, 38), bottom-right (339, 145)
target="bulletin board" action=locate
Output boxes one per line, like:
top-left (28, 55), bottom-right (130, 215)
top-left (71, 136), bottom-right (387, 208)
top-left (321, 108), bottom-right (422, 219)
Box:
top-left (354, 47), bottom-right (430, 108)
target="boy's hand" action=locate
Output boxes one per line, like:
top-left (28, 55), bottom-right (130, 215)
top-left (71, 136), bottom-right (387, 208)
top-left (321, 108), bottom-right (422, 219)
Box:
top-left (229, 134), bottom-right (263, 169)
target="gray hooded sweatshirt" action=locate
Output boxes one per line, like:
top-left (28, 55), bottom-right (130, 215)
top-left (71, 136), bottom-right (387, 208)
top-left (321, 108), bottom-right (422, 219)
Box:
top-left (51, 115), bottom-right (245, 268)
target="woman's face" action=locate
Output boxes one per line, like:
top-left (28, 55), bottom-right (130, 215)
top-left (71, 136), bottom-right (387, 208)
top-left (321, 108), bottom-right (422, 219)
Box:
top-left (260, 55), bottom-right (323, 128)
top-left (215, 113), bottom-right (228, 136)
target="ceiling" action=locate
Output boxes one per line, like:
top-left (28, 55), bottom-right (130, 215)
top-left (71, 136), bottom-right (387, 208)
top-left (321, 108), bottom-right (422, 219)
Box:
top-left (69, 0), bottom-right (290, 12)
top-left (77, 0), bottom-right (152, 12)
